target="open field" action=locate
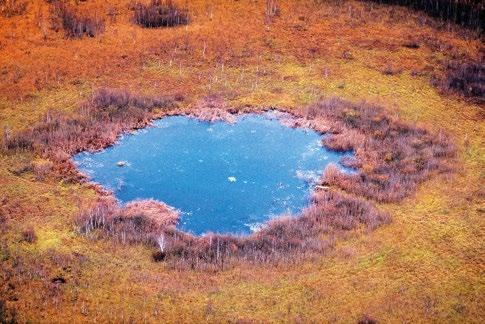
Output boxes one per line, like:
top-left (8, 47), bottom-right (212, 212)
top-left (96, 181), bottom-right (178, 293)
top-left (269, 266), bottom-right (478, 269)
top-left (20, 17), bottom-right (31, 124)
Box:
top-left (0, 0), bottom-right (484, 322)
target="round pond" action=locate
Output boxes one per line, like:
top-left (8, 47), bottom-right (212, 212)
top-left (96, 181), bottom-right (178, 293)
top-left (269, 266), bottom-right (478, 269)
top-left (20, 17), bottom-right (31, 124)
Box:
top-left (74, 112), bottom-right (351, 235)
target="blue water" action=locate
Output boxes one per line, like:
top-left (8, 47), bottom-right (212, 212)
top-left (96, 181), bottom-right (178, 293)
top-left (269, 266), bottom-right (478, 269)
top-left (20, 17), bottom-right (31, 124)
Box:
top-left (74, 113), bottom-right (351, 235)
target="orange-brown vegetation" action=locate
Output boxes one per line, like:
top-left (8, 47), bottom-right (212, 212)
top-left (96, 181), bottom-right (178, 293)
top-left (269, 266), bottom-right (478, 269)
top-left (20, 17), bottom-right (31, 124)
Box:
top-left (2, 90), bottom-right (444, 270)
top-left (0, 0), bottom-right (27, 18)
top-left (0, 0), bottom-right (482, 105)
top-left (77, 176), bottom-right (389, 270)
top-left (78, 198), bottom-right (179, 245)
top-left (302, 98), bottom-right (456, 202)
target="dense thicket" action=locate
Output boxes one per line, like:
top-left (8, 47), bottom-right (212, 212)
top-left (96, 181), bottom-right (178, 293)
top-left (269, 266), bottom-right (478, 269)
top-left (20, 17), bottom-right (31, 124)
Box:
top-left (299, 98), bottom-right (456, 202)
top-left (365, 0), bottom-right (484, 32)
top-left (443, 60), bottom-right (485, 104)
top-left (133, 0), bottom-right (189, 28)
top-left (50, 1), bottom-right (105, 38)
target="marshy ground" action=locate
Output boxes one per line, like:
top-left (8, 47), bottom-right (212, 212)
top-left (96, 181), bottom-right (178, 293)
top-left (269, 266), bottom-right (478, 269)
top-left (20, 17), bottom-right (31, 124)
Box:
top-left (0, 0), bottom-right (484, 322)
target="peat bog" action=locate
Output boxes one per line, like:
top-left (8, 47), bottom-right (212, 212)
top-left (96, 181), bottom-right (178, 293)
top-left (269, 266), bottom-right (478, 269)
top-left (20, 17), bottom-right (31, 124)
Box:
top-left (0, 0), bottom-right (482, 321)
top-left (3, 89), bottom-right (456, 270)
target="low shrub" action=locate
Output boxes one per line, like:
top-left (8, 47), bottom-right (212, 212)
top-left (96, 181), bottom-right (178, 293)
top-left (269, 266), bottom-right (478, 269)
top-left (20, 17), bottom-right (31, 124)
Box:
top-left (77, 191), bottom-right (389, 270)
top-left (50, 1), bottom-right (105, 38)
top-left (90, 88), bottom-right (171, 114)
top-left (133, 0), bottom-right (189, 28)
top-left (443, 60), bottom-right (484, 104)
top-left (298, 98), bottom-right (456, 202)
top-left (20, 227), bottom-right (37, 243)
top-left (2, 89), bottom-right (175, 181)
top-left (77, 198), bottom-right (179, 246)
top-left (265, 0), bottom-right (280, 18)
top-left (0, 299), bottom-right (17, 324)
top-left (382, 65), bottom-right (403, 76)
top-left (152, 251), bottom-right (166, 262)
top-left (358, 314), bottom-right (378, 324)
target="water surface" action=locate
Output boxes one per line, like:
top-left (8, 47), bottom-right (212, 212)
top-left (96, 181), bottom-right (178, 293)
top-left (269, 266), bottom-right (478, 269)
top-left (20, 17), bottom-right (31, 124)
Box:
top-left (74, 113), bottom-right (351, 235)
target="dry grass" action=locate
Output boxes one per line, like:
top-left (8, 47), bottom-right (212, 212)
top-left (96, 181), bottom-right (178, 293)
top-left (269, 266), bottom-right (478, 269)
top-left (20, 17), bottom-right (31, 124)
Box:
top-left (50, 1), bottom-right (105, 38)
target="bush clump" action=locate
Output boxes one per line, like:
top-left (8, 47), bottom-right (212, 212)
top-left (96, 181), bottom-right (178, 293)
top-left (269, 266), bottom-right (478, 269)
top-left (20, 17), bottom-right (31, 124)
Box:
top-left (444, 60), bottom-right (484, 104)
top-left (50, 1), bottom-right (105, 38)
top-left (20, 227), bottom-right (37, 243)
top-left (78, 198), bottom-right (179, 246)
top-left (298, 98), bottom-right (456, 202)
top-left (133, 0), bottom-right (189, 28)
top-left (78, 191), bottom-right (389, 270)
top-left (2, 88), bottom-right (176, 181)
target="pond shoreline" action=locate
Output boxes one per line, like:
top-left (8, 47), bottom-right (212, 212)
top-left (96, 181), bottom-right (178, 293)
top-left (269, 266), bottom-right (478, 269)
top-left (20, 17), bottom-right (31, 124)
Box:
top-left (74, 111), bottom-right (350, 235)
top-left (3, 91), bottom-right (455, 270)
